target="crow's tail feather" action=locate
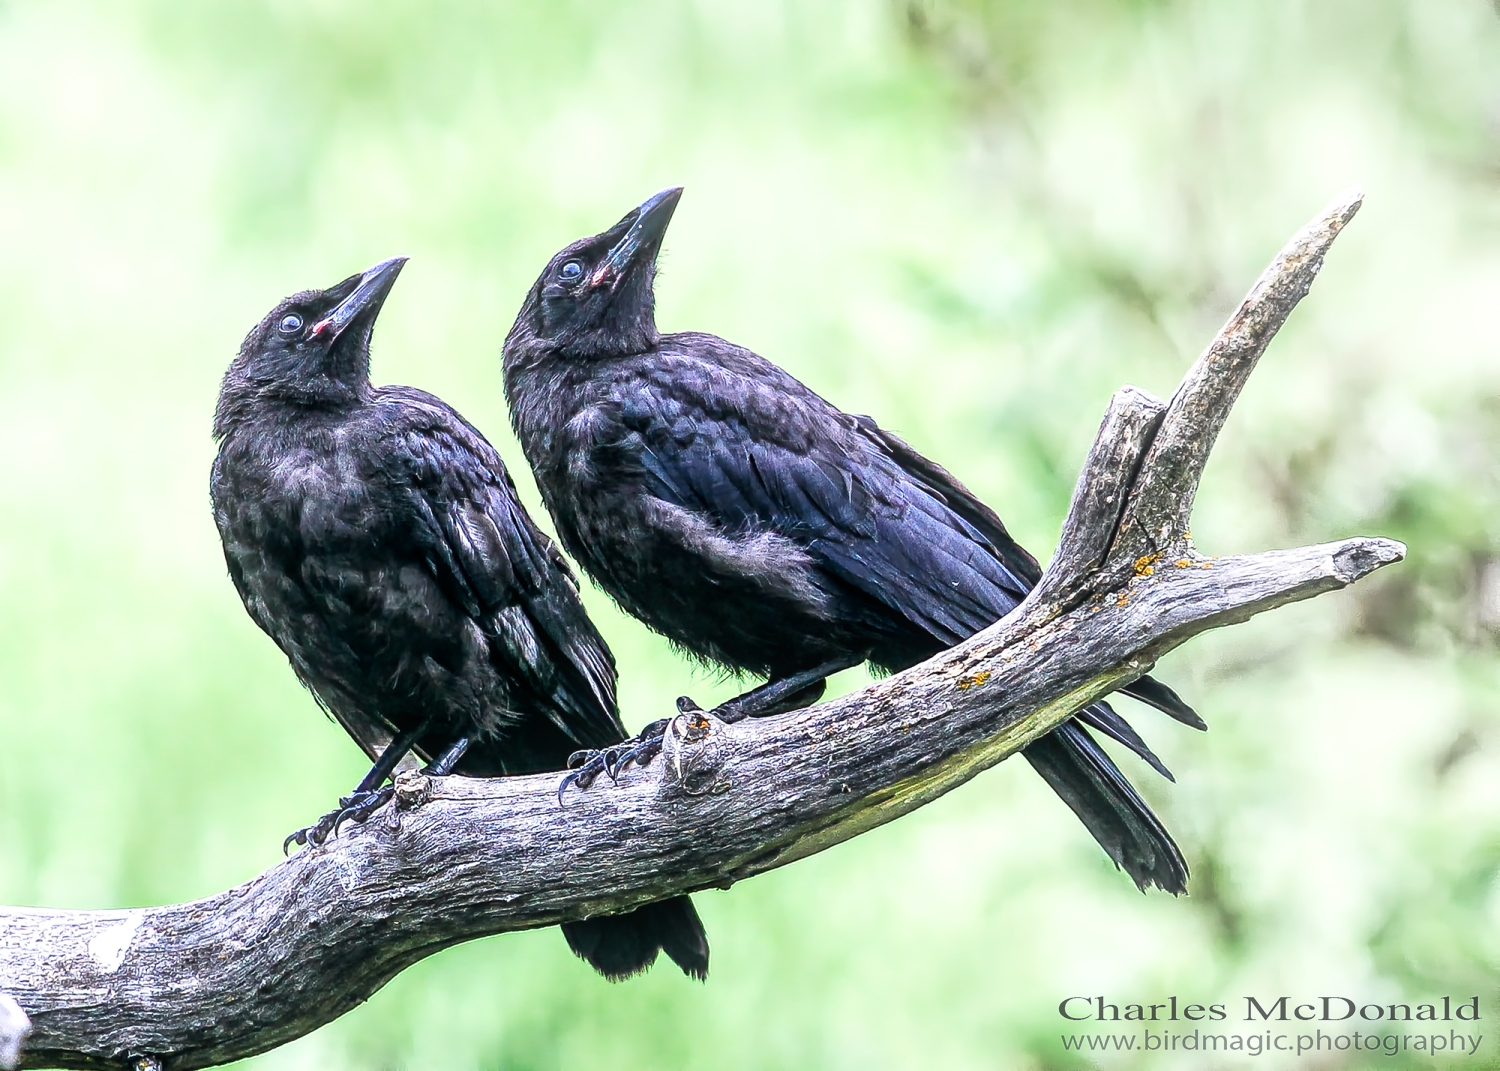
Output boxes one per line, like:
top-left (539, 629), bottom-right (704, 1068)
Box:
top-left (561, 895), bottom-right (709, 981)
top-left (1122, 674), bottom-right (1207, 730)
top-left (1076, 699), bottom-right (1173, 780)
top-left (1023, 721), bottom-right (1188, 895)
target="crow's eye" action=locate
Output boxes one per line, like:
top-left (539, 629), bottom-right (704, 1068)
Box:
top-left (558, 260), bottom-right (584, 284)
top-left (278, 313), bottom-right (304, 335)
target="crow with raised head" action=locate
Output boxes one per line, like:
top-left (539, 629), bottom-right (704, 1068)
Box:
top-left (503, 190), bottom-right (1207, 894)
top-left (211, 257), bottom-right (709, 980)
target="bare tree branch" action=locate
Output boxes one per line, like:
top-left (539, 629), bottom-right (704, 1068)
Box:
top-left (0, 188), bottom-right (1398, 1071)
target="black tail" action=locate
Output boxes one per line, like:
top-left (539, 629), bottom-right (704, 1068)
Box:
top-left (1123, 673), bottom-right (1207, 730)
top-left (561, 895), bottom-right (709, 981)
top-left (1023, 720), bottom-right (1188, 894)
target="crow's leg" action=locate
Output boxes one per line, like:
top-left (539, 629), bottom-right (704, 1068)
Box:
top-left (284, 720), bottom-right (431, 853)
top-left (712, 655), bottom-right (866, 723)
top-left (558, 657), bottom-right (863, 801)
top-left (329, 735), bottom-right (473, 835)
top-left (305, 735), bottom-right (478, 840)
top-left (424, 736), bottom-right (470, 776)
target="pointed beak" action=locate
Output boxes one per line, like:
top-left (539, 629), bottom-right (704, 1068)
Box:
top-left (594, 187), bottom-right (682, 286)
top-left (313, 256), bottom-right (408, 341)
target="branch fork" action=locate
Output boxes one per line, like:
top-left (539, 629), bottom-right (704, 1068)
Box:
top-left (0, 187), bottom-right (1401, 1071)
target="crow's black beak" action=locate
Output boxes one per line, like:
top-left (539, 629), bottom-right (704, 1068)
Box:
top-left (595, 187), bottom-right (682, 286)
top-left (313, 256), bottom-right (408, 341)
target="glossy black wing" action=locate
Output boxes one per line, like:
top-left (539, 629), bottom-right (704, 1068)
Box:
top-left (617, 361), bottom-right (1034, 647)
top-left (386, 387), bottom-right (623, 750)
top-left (852, 414), bottom-right (1203, 730)
top-left (851, 415), bottom-right (1044, 587)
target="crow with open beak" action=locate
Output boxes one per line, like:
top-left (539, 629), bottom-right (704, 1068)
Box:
top-left (211, 257), bottom-right (709, 981)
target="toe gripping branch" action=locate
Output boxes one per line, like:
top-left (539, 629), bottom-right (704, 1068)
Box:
top-left (284, 734), bottom-right (470, 853)
top-left (557, 656), bottom-right (861, 801)
top-left (559, 715), bottom-right (675, 801)
top-left (559, 700), bottom-right (728, 802)
top-left (283, 788), bottom-right (395, 853)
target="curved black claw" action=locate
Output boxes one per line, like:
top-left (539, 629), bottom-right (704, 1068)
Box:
top-left (283, 787), bottom-right (395, 854)
top-left (557, 718), bottom-right (672, 802)
top-left (284, 813), bottom-right (338, 855)
top-left (333, 785), bottom-right (395, 835)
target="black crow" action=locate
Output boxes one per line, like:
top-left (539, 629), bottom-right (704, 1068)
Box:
top-left (502, 190), bottom-right (1207, 894)
top-left (211, 256), bottom-right (709, 980)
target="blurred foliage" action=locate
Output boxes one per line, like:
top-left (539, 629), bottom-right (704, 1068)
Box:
top-left (0, 0), bottom-right (1497, 1068)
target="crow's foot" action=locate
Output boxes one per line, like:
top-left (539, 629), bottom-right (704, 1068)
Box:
top-left (557, 718), bottom-right (672, 801)
top-left (283, 786), bottom-right (395, 853)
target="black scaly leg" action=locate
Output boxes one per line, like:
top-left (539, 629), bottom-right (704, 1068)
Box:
top-left (325, 735), bottom-right (473, 838)
top-left (284, 719), bottom-right (432, 853)
top-left (424, 736), bottom-right (471, 776)
top-left (712, 655), bottom-right (866, 722)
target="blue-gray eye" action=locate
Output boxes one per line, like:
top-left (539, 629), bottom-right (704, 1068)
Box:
top-left (279, 313), bottom-right (304, 335)
top-left (558, 260), bottom-right (584, 284)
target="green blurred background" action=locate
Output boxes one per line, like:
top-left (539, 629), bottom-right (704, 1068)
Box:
top-left (1, 1), bottom-right (1497, 1067)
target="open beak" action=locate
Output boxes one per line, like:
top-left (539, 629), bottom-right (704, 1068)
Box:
top-left (312, 256), bottom-right (408, 341)
top-left (593, 187), bottom-right (682, 286)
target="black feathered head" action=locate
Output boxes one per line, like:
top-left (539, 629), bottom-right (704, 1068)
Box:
top-left (215, 257), bottom-right (405, 437)
top-left (505, 188), bottom-right (680, 363)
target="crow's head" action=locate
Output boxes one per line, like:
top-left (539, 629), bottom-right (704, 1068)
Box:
top-left (506, 187), bottom-right (681, 362)
top-left (216, 257), bottom-right (406, 434)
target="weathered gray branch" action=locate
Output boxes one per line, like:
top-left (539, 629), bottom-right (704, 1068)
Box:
top-left (0, 187), bottom-right (1399, 1071)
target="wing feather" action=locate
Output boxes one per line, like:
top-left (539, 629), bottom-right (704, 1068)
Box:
top-left (387, 387), bottom-right (624, 750)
